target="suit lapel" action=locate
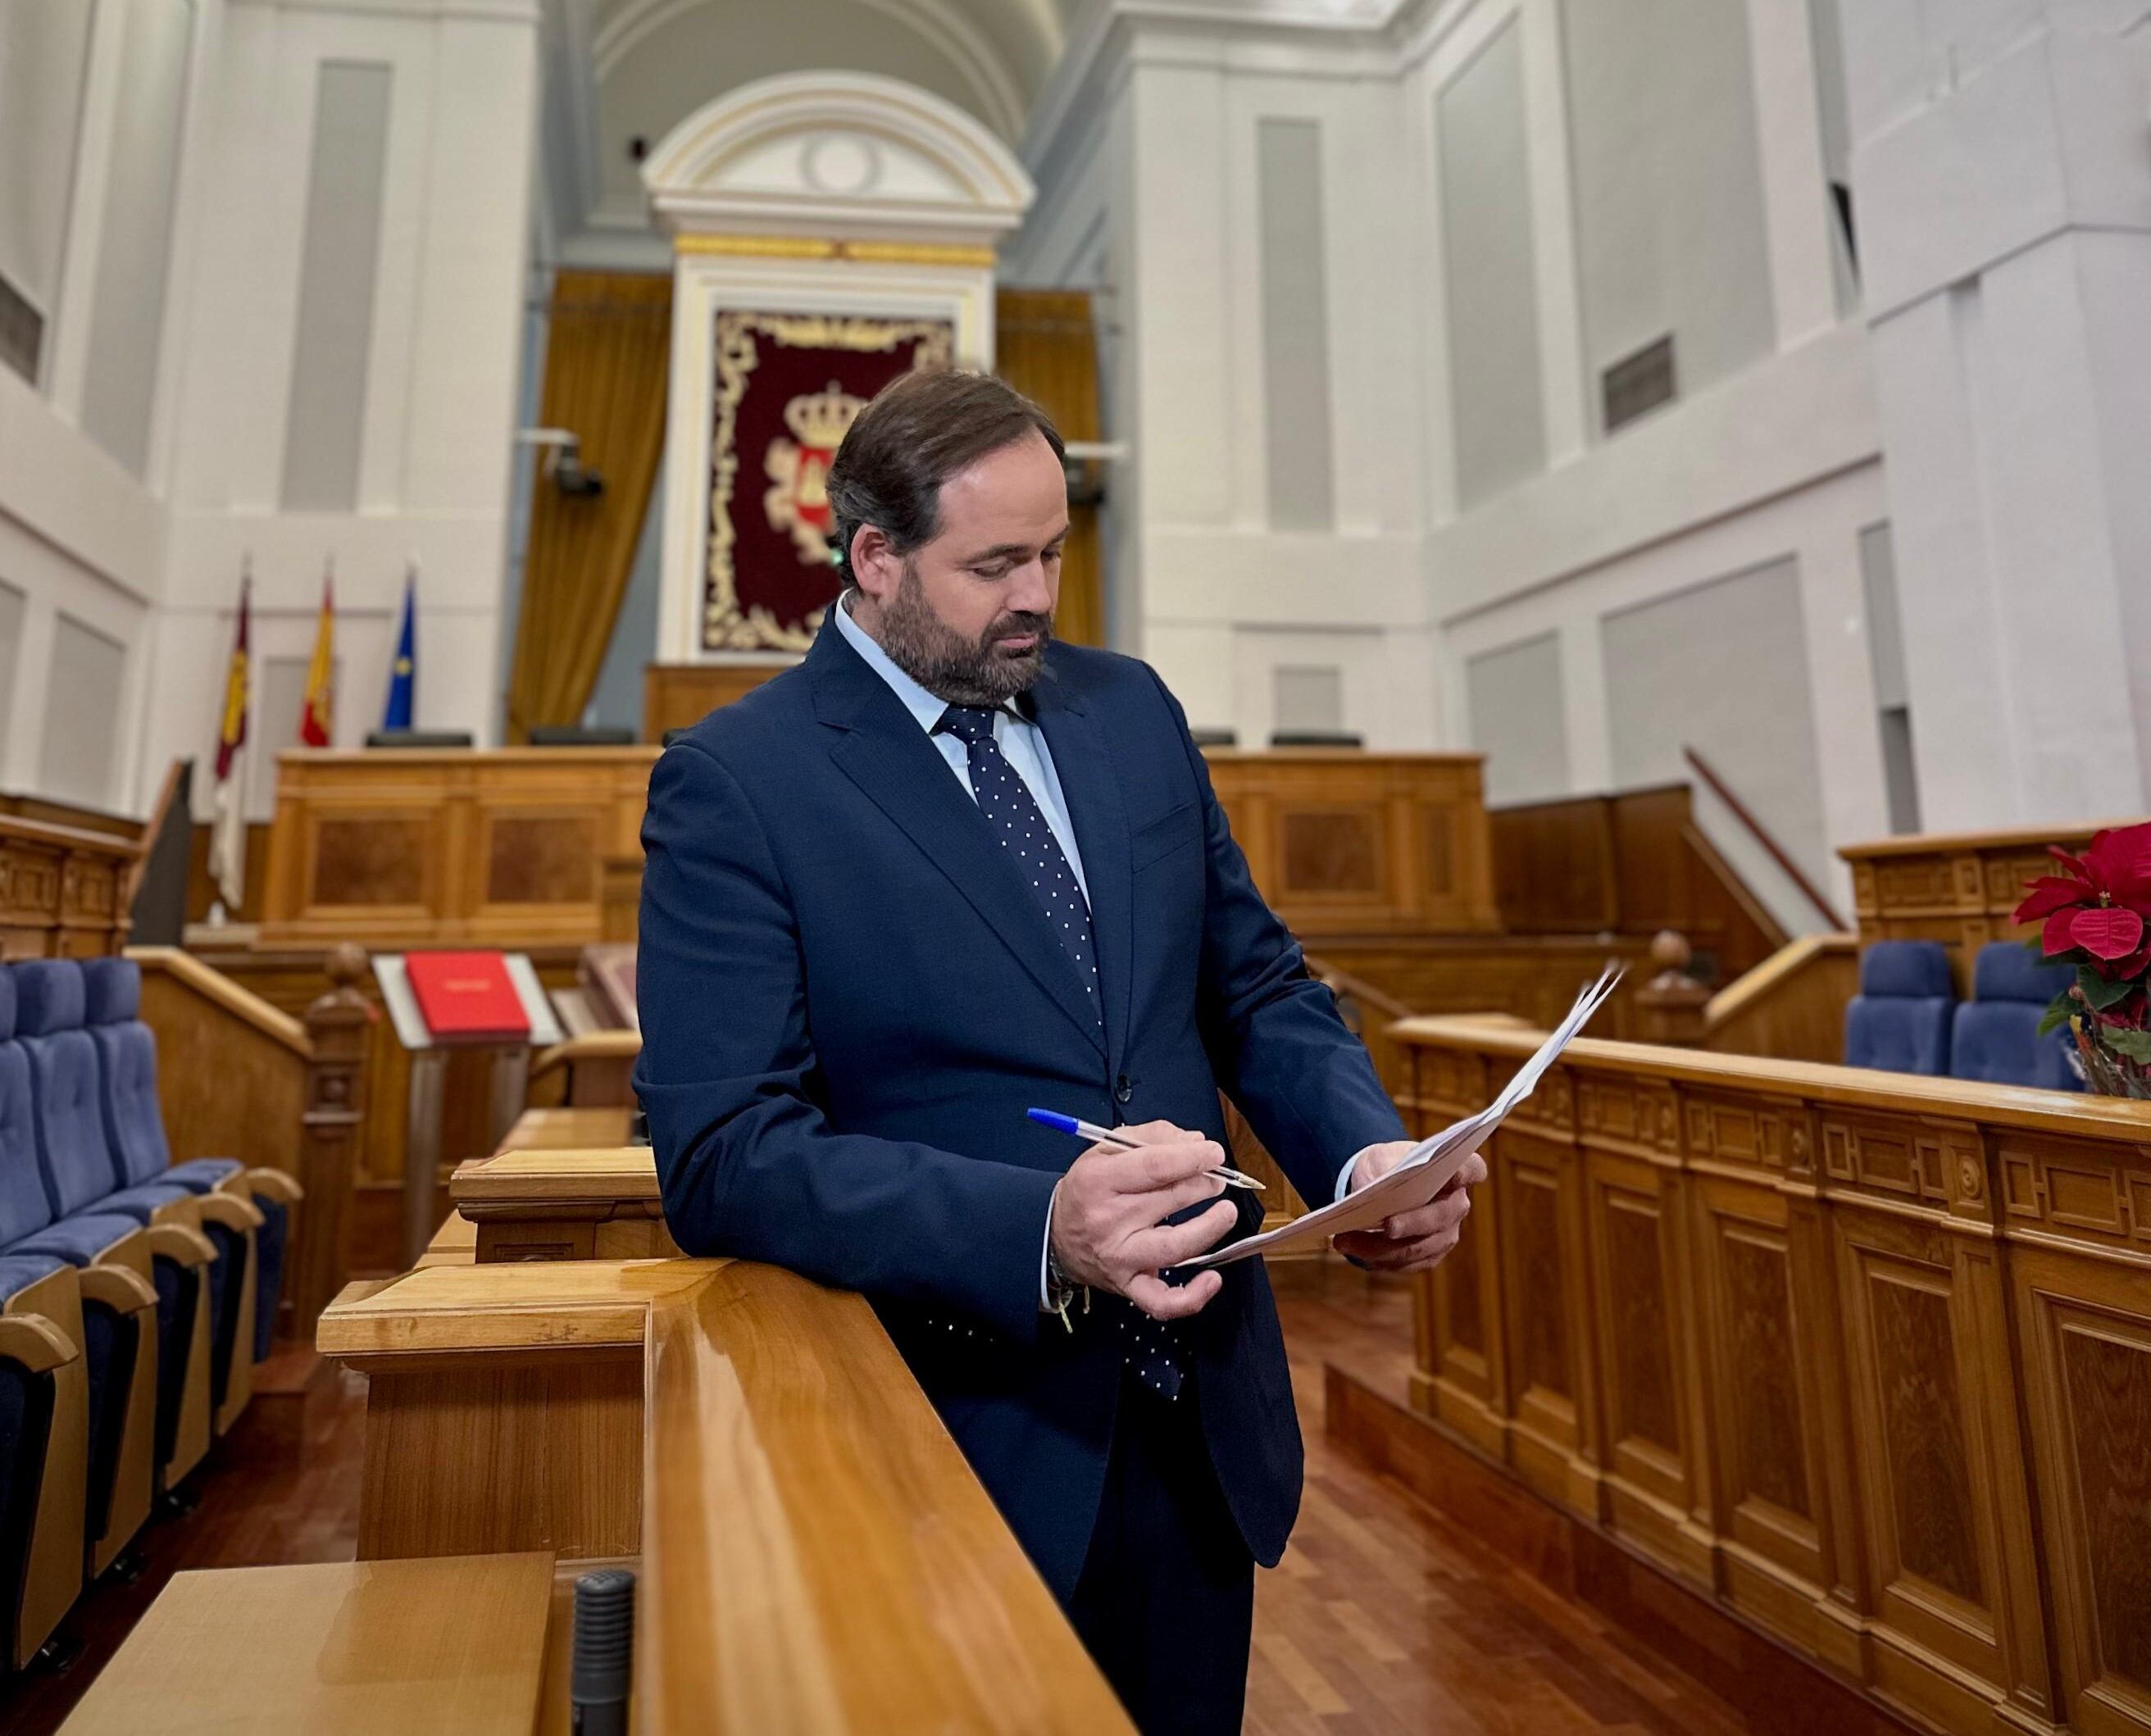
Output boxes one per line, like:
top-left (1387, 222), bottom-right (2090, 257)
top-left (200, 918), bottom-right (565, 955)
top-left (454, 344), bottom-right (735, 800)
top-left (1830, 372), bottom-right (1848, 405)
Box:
top-left (811, 626), bottom-right (1108, 1058)
top-left (1032, 674), bottom-right (1134, 1073)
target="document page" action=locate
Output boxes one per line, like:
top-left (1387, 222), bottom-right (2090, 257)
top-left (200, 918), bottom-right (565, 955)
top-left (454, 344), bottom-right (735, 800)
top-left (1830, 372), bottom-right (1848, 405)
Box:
top-left (1182, 966), bottom-right (1623, 1270)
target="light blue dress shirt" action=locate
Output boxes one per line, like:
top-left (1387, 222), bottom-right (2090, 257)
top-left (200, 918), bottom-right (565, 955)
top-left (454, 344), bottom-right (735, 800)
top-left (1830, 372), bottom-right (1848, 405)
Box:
top-left (833, 594), bottom-right (1089, 901)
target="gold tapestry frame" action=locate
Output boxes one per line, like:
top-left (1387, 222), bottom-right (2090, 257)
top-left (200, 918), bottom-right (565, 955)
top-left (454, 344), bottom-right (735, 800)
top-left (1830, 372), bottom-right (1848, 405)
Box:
top-left (705, 310), bottom-right (954, 652)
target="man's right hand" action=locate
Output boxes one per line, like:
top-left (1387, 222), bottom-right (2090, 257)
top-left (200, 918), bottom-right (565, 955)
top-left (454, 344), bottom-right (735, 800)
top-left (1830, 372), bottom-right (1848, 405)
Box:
top-left (1049, 1120), bottom-right (1238, 1321)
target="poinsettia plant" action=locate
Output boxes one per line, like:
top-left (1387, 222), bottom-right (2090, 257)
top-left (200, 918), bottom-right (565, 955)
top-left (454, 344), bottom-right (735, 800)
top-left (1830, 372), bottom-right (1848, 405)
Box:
top-left (2014, 820), bottom-right (2151, 1096)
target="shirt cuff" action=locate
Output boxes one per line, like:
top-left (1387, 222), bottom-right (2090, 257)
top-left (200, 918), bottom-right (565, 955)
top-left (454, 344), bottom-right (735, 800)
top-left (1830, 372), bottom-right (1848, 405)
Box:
top-left (1039, 1181), bottom-right (1058, 1311)
top-left (1334, 1152), bottom-right (1360, 1202)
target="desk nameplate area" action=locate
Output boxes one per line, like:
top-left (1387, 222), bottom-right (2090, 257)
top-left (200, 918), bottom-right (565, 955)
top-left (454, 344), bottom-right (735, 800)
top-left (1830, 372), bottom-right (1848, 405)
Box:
top-left (317, 1259), bottom-right (1133, 1734)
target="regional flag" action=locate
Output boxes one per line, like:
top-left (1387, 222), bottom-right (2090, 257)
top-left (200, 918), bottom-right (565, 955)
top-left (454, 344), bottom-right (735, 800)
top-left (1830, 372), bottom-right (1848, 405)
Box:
top-left (299, 568), bottom-right (334, 746)
top-left (383, 566), bottom-right (416, 730)
top-left (208, 574), bottom-right (251, 912)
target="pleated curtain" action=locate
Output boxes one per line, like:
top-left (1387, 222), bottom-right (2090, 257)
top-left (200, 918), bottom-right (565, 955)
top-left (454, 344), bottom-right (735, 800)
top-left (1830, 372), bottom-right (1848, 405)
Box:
top-left (504, 270), bottom-right (671, 741)
top-left (994, 288), bottom-right (1104, 647)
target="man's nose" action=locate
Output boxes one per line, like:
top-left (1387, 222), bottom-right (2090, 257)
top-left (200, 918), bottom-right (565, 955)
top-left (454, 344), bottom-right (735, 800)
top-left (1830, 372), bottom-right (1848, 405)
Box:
top-left (1007, 558), bottom-right (1053, 615)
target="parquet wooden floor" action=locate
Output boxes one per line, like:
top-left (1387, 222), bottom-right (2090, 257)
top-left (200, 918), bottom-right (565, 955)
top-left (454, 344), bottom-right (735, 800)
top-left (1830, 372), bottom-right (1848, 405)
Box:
top-left (1250, 1269), bottom-right (1756, 1735)
top-left (1, 1275), bottom-right (1756, 1734)
top-left (0, 1347), bottom-right (366, 1736)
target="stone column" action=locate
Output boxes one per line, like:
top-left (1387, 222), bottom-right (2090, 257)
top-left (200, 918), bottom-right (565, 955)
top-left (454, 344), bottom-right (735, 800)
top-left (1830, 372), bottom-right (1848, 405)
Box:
top-left (1841, 5), bottom-right (2151, 827)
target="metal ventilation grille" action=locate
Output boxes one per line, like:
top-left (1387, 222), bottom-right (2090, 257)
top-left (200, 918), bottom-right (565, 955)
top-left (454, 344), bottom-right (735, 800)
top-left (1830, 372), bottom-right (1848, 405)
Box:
top-left (1603, 334), bottom-right (1676, 433)
top-left (0, 273), bottom-right (42, 386)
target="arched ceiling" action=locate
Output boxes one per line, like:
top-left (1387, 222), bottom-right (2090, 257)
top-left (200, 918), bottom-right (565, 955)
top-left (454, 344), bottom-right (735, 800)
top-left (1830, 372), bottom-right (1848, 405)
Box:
top-left (542, 0), bottom-right (1076, 248)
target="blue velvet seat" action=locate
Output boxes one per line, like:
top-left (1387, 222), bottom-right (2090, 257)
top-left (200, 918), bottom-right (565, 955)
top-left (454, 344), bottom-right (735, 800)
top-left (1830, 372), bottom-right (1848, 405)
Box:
top-left (1843, 941), bottom-right (1955, 1076)
top-left (10, 963), bottom-right (193, 1230)
top-left (80, 960), bottom-right (242, 1199)
top-left (1950, 943), bottom-right (2084, 1092)
top-left (80, 960), bottom-right (285, 1365)
top-left (0, 970), bottom-right (157, 1616)
top-left (4, 961), bottom-right (212, 1498)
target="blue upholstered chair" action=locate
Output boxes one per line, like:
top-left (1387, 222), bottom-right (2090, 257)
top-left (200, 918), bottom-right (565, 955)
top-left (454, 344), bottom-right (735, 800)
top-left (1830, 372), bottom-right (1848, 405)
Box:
top-left (11, 961), bottom-right (259, 1441)
top-left (0, 967), bottom-right (160, 1615)
top-left (0, 1248), bottom-right (92, 1673)
top-left (1950, 944), bottom-right (2084, 1092)
top-left (1843, 941), bottom-right (1955, 1076)
top-left (80, 958), bottom-right (293, 1368)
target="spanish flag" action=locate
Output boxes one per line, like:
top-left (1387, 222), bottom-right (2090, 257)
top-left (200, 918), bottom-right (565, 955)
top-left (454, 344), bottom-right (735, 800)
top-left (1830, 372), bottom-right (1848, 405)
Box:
top-left (207, 574), bottom-right (251, 913)
top-left (299, 568), bottom-right (334, 746)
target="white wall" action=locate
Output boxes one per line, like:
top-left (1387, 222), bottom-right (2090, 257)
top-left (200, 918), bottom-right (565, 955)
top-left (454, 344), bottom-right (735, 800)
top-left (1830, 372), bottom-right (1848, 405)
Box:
top-left (1015, 0), bottom-right (1900, 922)
top-left (0, 0), bottom-right (540, 821)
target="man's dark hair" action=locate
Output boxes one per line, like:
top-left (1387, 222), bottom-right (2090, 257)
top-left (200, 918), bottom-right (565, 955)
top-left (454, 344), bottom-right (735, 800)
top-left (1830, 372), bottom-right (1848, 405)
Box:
top-left (826, 370), bottom-right (1063, 586)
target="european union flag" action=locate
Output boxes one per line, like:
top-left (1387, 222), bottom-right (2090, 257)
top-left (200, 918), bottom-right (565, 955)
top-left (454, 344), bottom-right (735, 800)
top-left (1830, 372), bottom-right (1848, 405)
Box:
top-left (383, 570), bottom-right (416, 729)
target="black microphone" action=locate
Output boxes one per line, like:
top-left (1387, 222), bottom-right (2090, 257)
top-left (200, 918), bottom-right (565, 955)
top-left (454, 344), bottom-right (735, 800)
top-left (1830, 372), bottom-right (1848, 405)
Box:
top-left (571, 1567), bottom-right (636, 1736)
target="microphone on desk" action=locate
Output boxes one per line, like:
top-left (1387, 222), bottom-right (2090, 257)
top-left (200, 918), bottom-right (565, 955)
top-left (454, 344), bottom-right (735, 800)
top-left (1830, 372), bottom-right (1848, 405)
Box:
top-left (572, 1567), bottom-right (636, 1736)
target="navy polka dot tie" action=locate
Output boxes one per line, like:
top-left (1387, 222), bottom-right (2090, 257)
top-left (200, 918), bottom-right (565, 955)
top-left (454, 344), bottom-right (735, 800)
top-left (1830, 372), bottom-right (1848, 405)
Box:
top-left (936, 704), bottom-right (1102, 1033)
top-left (937, 702), bottom-right (1187, 1400)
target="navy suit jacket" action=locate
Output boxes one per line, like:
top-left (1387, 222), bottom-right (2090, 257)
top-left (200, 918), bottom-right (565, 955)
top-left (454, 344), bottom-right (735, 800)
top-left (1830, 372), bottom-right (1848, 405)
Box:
top-left (634, 620), bottom-right (1407, 1595)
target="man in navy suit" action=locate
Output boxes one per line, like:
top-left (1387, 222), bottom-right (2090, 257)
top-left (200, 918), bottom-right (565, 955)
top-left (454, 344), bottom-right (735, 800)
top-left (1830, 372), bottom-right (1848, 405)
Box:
top-left (635, 370), bottom-right (1483, 1732)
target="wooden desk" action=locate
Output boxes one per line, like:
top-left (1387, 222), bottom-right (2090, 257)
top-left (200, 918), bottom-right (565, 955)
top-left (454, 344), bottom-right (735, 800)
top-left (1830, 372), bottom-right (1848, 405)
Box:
top-left (1, 813), bottom-right (137, 958)
top-left (1839, 816), bottom-right (2144, 990)
top-left (1391, 1016), bottom-right (2151, 1736)
top-left (58, 1553), bottom-right (555, 1734)
top-left (318, 1260), bottom-right (1131, 1733)
top-left (256, 745), bottom-right (1498, 951)
top-left (452, 1144), bottom-right (675, 1264)
top-left (258, 748), bottom-right (655, 948)
top-left (499, 1105), bottom-right (634, 1152)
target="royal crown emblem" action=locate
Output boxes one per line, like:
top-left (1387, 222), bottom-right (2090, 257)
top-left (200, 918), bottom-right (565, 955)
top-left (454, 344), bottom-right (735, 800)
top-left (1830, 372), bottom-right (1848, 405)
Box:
top-left (764, 380), bottom-right (864, 565)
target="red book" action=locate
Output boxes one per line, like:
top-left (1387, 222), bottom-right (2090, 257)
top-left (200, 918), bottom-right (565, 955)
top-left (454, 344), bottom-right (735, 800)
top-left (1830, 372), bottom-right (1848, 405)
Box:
top-left (404, 951), bottom-right (530, 1044)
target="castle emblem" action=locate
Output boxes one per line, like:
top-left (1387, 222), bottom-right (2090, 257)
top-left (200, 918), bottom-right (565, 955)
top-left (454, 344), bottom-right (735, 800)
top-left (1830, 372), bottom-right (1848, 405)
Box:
top-left (763, 381), bottom-right (864, 565)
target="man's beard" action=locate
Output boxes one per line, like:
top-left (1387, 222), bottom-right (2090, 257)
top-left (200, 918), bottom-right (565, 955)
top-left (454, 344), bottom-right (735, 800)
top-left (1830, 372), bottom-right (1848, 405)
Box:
top-left (875, 560), bottom-right (1053, 706)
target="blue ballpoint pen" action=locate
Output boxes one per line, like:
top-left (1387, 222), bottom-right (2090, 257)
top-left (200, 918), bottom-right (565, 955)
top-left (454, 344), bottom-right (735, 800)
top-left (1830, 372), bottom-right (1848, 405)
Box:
top-left (1025, 1108), bottom-right (1266, 1190)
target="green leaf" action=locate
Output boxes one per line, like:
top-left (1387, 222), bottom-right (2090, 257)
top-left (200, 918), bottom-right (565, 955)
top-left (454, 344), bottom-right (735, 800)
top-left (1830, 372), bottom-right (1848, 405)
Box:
top-left (2099, 1026), bottom-right (2151, 1062)
top-left (2076, 965), bottom-right (2134, 1011)
top-left (2036, 995), bottom-right (2075, 1038)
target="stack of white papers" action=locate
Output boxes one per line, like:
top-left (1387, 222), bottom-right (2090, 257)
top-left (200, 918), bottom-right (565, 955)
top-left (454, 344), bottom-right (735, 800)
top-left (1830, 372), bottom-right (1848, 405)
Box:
top-left (1183, 966), bottom-right (1623, 1270)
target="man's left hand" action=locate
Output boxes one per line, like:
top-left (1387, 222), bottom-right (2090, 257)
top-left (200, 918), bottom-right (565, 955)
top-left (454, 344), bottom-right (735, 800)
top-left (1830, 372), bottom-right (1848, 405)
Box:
top-left (1330, 1141), bottom-right (1489, 1273)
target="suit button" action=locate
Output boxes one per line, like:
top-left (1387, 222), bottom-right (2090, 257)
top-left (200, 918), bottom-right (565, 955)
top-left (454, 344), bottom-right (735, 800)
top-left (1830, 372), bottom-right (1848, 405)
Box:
top-left (1115, 1074), bottom-right (1133, 1104)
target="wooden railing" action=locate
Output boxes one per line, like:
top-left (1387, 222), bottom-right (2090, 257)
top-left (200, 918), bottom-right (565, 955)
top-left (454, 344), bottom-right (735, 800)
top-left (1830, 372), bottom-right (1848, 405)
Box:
top-left (131, 943), bottom-right (373, 1338)
top-left (1488, 781), bottom-right (1785, 982)
top-left (1390, 1016), bottom-right (2151, 1736)
top-left (1683, 745), bottom-right (1849, 930)
top-left (316, 1259), bottom-right (1133, 1732)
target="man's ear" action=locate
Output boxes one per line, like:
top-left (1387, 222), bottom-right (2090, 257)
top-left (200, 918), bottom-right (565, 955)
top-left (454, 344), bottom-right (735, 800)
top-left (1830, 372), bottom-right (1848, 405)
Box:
top-left (850, 525), bottom-right (902, 604)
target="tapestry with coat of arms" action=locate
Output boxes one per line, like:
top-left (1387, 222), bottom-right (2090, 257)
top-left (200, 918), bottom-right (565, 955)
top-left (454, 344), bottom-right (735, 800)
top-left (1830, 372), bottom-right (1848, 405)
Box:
top-left (704, 309), bottom-right (954, 652)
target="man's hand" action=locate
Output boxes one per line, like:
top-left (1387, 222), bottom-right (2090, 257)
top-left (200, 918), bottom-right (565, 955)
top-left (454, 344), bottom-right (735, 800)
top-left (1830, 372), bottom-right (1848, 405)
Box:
top-left (1050, 1120), bottom-right (1239, 1320)
top-left (1331, 1141), bottom-right (1489, 1273)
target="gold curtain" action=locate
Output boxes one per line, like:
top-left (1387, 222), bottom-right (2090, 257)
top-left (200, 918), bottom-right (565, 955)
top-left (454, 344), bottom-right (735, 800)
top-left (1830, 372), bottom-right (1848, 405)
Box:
top-left (994, 289), bottom-right (1104, 647)
top-left (505, 270), bottom-right (672, 741)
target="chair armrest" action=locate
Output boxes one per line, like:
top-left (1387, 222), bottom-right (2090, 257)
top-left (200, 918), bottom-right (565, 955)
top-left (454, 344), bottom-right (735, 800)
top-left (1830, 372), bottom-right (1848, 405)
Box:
top-left (244, 1168), bottom-right (304, 1207)
top-left (141, 1222), bottom-right (218, 1267)
top-left (0, 1313), bottom-right (80, 1376)
top-left (195, 1193), bottom-right (267, 1234)
top-left (77, 1264), bottom-right (158, 1315)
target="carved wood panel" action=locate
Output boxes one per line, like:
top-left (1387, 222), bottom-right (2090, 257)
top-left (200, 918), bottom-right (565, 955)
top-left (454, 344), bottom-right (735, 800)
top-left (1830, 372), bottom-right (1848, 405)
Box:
top-left (1834, 1208), bottom-right (2020, 1699)
top-left (1495, 1128), bottom-right (1576, 1489)
top-left (2013, 1245), bottom-right (2151, 1736)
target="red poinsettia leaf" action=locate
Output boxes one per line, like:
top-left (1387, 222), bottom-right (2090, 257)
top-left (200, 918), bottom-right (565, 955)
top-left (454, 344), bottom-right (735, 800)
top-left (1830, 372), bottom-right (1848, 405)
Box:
top-left (2049, 845), bottom-right (2090, 875)
top-left (2044, 909), bottom-right (2084, 956)
top-left (2085, 823), bottom-right (2151, 893)
top-left (2114, 941), bottom-right (2151, 980)
top-left (2069, 905), bottom-right (2146, 960)
top-left (2013, 876), bottom-right (2091, 923)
